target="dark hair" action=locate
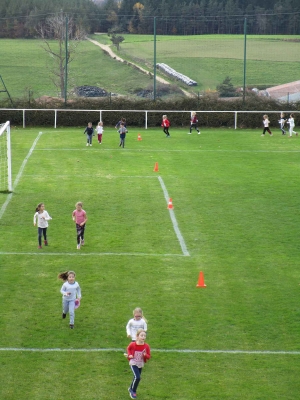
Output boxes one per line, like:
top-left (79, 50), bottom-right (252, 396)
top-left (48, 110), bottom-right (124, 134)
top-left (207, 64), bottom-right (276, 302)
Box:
top-left (35, 202), bottom-right (44, 212)
top-left (58, 270), bottom-right (76, 281)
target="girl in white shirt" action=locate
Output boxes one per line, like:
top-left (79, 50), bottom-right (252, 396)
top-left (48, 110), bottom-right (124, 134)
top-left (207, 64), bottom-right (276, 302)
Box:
top-left (33, 202), bottom-right (52, 249)
top-left (58, 270), bottom-right (82, 329)
top-left (261, 114), bottom-right (272, 136)
top-left (126, 307), bottom-right (148, 341)
top-left (95, 121), bottom-right (104, 144)
top-left (287, 113), bottom-right (298, 137)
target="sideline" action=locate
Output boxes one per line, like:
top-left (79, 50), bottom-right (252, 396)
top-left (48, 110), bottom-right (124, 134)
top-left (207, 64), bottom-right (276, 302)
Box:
top-left (0, 347), bottom-right (299, 355)
top-left (0, 251), bottom-right (185, 257)
top-left (158, 176), bottom-right (190, 256)
top-left (0, 131), bottom-right (43, 220)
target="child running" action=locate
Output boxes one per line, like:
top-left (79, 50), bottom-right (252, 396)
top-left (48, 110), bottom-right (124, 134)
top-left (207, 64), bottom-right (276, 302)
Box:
top-left (84, 122), bottom-right (94, 146)
top-left (287, 113), bottom-right (298, 138)
top-left (126, 328), bottom-right (151, 399)
top-left (261, 114), bottom-right (272, 136)
top-left (95, 121), bottom-right (104, 144)
top-left (278, 112), bottom-right (287, 135)
top-left (58, 270), bottom-right (81, 329)
top-left (188, 111), bottom-right (200, 134)
top-left (115, 117), bottom-right (127, 130)
top-left (126, 307), bottom-right (148, 341)
top-left (72, 202), bottom-right (87, 250)
top-left (161, 114), bottom-right (170, 137)
top-left (33, 202), bottom-right (52, 249)
top-left (118, 122), bottom-right (128, 148)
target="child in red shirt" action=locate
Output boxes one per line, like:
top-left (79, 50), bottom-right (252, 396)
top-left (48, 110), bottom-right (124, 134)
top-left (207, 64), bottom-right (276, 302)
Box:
top-left (126, 328), bottom-right (151, 399)
top-left (161, 114), bottom-right (170, 137)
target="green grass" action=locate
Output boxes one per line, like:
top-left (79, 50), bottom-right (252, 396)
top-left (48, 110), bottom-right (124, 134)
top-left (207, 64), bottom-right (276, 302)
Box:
top-left (0, 126), bottom-right (300, 399)
top-left (1, 34), bottom-right (300, 100)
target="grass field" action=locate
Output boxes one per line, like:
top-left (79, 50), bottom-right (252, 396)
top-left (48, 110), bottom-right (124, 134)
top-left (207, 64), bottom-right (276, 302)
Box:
top-left (1, 34), bottom-right (300, 100)
top-left (0, 125), bottom-right (300, 399)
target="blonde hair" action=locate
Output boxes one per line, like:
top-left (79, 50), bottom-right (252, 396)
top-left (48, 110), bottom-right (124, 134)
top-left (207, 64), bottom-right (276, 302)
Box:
top-left (98, 121), bottom-right (103, 126)
top-left (133, 307), bottom-right (147, 323)
top-left (75, 201), bottom-right (83, 208)
top-left (58, 270), bottom-right (76, 281)
top-left (191, 111), bottom-right (196, 116)
top-left (136, 328), bottom-right (146, 338)
top-left (162, 115), bottom-right (167, 119)
top-left (263, 114), bottom-right (268, 119)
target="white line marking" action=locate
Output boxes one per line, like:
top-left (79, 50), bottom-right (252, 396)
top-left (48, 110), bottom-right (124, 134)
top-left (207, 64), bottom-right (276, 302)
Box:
top-left (158, 176), bottom-right (190, 256)
top-left (0, 131), bottom-right (43, 220)
top-left (0, 347), bottom-right (299, 355)
top-left (0, 251), bottom-right (185, 257)
top-left (34, 148), bottom-right (300, 153)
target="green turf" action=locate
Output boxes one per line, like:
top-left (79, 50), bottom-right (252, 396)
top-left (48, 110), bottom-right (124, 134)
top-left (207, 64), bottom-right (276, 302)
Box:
top-left (0, 126), bottom-right (300, 399)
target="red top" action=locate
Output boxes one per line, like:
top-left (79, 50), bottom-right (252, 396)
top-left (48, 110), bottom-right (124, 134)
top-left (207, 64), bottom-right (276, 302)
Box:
top-left (191, 115), bottom-right (198, 124)
top-left (127, 342), bottom-right (151, 368)
top-left (162, 118), bottom-right (170, 127)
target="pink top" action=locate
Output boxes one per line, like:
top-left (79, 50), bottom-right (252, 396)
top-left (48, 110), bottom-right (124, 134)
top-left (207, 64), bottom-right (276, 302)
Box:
top-left (72, 209), bottom-right (87, 225)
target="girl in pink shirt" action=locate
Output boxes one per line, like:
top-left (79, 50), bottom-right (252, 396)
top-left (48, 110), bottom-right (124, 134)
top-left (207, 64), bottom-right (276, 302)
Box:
top-left (72, 202), bottom-right (87, 250)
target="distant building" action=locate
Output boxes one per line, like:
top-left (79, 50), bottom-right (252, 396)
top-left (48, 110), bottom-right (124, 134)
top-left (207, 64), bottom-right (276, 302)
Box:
top-left (259, 80), bottom-right (300, 102)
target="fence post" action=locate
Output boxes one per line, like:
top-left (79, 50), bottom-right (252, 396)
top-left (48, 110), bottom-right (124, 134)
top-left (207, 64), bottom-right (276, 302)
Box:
top-left (235, 111), bottom-right (237, 129)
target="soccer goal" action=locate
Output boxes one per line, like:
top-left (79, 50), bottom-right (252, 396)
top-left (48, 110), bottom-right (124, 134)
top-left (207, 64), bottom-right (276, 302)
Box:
top-left (0, 121), bottom-right (12, 192)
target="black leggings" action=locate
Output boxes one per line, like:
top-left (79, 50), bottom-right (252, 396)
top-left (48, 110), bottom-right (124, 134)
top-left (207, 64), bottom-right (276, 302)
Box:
top-left (163, 127), bottom-right (170, 136)
top-left (76, 224), bottom-right (85, 244)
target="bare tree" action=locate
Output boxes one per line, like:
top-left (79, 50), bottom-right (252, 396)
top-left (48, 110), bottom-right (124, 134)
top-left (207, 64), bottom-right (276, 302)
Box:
top-left (37, 14), bottom-right (86, 98)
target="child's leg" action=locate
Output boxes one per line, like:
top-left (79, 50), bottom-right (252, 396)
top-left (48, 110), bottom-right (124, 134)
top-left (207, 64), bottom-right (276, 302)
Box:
top-left (99, 133), bottom-right (102, 143)
top-left (62, 298), bottom-right (69, 315)
top-left (76, 224), bottom-right (81, 244)
top-left (80, 225), bottom-right (85, 241)
top-left (38, 227), bottom-right (42, 246)
top-left (68, 300), bottom-right (75, 325)
top-left (130, 365), bottom-right (142, 393)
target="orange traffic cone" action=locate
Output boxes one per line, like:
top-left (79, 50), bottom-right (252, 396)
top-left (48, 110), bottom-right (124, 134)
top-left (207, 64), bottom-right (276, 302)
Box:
top-left (138, 133), bottom-right (142, 141)
top-left (167, 198), bottom-right (173, 209)
top-left (153, 162), bottom-right (159, 172)
top-left (196, 271), bottom-right (207, 288)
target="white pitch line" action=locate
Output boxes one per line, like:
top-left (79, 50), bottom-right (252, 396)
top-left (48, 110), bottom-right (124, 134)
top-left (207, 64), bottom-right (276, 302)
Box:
top-left (34, 148), bottom-right (300, 153)
top-left (0, 131), bottom-right (43, 220)
top-left (158, 176), bottom-right (190, 257)
top-left (0, 251), bottom-right (185, 257)
top-left (0, 347), bottom-right (299, 355)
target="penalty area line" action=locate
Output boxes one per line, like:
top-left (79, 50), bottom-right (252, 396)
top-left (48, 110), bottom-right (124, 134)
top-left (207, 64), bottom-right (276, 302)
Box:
top-left (0, 251), bottom-right (185, 257)
top-left (0, 347), bottom-right (299, 355)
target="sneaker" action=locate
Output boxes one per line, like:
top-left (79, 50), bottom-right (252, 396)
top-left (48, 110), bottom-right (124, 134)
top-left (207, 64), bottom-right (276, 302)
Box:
top-left (38, 245), bottom-right (42, 249)
top-left (128, 388), bottom-right (136, 399)
top-left (198, 132), bottom-right (201, 134)
top-left (62, 313), bottom-right (66, 319)
top-left (44, 240), bottom-right (48, 246)
top-left (261, 134), bottom-right (265, 136)
top-left (188, 132), bottom-right (192, 134)
top-left (70, 324), bottom-right (74, 329)
top-left (86, 143), bottom-right (89, 146)
top-left (90, 144), bottom-right (92, 146)
top-left (270, 134), bottom-right (273, 136)
top-left (77, 244), bottom-right (80, 250)
top-left (80, 239), bottom-right (84, 246)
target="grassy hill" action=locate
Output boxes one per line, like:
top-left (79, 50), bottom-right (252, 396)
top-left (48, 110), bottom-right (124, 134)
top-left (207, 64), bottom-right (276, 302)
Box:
top-left (0, 34), bottom-right (299, 101)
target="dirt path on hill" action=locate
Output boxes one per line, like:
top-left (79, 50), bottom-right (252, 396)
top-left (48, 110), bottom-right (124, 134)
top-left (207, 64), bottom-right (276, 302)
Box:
top-left (87, 38), bottom-right (193, 97)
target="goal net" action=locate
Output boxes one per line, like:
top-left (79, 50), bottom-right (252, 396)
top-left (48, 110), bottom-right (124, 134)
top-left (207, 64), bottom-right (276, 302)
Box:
top-left (0, 121), bottom-right (12, 192)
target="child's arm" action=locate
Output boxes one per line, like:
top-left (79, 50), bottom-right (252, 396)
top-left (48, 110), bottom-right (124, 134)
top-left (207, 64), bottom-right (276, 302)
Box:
top-left (72, 211), bottom-right (76, 222)
top-left (143, 344), bottom-right (151, 361)
top-left (44, 211), bottom-right (52, 221)
top-left (126, 319), bottom-right (132, 338)
top-left (33, 212), bottom-right (37, 226)
top-left (126, 342), bottom-right (135, 359)
top-left (76, 284), bottom-right (82, 300)
top-left (80, 212), bottom-right (87, 226)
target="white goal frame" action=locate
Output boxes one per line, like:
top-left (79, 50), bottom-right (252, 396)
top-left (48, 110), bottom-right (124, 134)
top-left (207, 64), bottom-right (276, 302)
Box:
top-left (0, 121), bottom-right (12, 192)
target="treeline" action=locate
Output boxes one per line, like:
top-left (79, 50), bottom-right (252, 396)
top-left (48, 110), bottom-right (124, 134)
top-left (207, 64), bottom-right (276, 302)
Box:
top-left (0, 0), bottom-right (300, 38)
top-left (0, 0), bottom-right (99, 38)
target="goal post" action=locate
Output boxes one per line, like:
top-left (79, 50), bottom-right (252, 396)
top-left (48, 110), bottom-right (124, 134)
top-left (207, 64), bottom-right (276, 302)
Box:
top-left (0, 121), bottom-right (12, 192)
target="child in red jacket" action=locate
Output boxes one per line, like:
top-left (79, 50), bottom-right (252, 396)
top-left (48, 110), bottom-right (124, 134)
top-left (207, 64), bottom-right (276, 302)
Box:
top-left (125, 328), bottom-right (151, 399)
top-left (161, 114), bottom-right (170, 137)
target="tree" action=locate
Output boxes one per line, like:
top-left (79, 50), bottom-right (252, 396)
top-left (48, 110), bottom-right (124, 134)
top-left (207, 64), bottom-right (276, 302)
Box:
top-left (109, 33), bottom-right (125, 50)
top-left (37, 13), bottom-right (86, 98)
top-left (216, 76), bottom-right (236, 97)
